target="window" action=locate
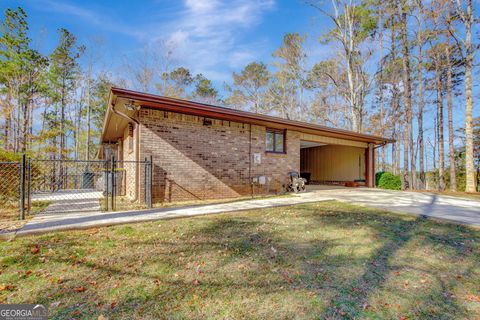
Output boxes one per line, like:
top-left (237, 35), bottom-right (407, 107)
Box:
top-left (265, 128), bottom-right (285, 153)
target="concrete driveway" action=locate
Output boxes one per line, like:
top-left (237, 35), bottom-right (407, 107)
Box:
top-left (301, 186), bottom-right (480, 227)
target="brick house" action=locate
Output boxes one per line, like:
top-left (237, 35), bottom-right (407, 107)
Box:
top-left (100, 88), bottom-right (392, 203)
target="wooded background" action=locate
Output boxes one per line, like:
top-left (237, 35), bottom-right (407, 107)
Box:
top-left (0, 1), bottom-right (479, 192)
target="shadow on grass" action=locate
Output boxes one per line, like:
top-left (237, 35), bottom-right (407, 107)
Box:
top-left (298, 199), bottom-right (479, 319)
top-left (3, 200), bottom-right (479, 319)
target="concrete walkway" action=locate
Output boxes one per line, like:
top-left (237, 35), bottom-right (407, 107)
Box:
top-left (32, 189), bottom-right (103, 215)
top-left (2, 194), bottom-right (333, 238)
top-left (2, 187), bottom-right (479, 238)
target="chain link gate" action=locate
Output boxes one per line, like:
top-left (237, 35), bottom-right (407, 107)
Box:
top-left (1, 155), bottom-right (152, 225)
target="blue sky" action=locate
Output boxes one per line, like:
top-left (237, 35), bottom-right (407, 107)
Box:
top-left (1, 0), bottom-right (330, 87)
top-left (2, 0), bottom-right (479, 170)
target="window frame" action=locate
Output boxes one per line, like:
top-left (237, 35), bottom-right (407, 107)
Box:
top-left (265, 128), bottom-right (286, 154)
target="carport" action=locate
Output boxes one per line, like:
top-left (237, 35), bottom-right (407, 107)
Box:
top-left (299, 133), bottom-right (378, 187)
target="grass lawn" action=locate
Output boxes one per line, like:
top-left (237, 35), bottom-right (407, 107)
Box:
top-left (0, 201), bottom-right (479, 319)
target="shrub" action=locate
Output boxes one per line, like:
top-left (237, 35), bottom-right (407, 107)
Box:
top-left (375, 171), bottom-right (386, 186)
top-left (377, 172), bottom-right (402, 190)
top-left (0, 148), bottom-right (22, 162)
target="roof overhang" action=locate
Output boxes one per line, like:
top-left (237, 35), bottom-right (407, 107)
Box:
top-left (101, 87), bottom-right (395, 145)
top-left (100, 90), bottom-right (140, 143)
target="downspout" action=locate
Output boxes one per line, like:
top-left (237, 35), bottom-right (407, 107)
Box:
top-left (110, 103), bottom-right (141, 202)
top-left (374, 141), bottom-right (388, 150)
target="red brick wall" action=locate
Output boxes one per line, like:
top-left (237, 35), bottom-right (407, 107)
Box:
top-left (138, 108), bottom-right (300, 202)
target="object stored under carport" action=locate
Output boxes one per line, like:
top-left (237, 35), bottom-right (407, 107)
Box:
top-left (300, 172), bottom-right (311, 184)
top-left (286, 172), bottom-right (307, 193)
top-left (344, 181), bottom-right (359, 187)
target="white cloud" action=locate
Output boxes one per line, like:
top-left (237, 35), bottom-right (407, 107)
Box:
top-left (184, 0), bottom-right (220, 13)
top-left (160, 0), bottom-right (275, 81)
top-left (34, 0), bottom-right (276, 84)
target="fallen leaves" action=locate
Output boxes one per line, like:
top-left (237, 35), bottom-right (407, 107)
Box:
top-left (362, 303), bottom-right (372, 310)
top-left (282, 271), bottom-right (293, 284)
top-left (333, 307), bottom-right (346, 316)
top-left (465, 294), bottom-right (480, 302)
top-left (31, 245), bottom-right (40, 254)
top-left (0, 284), bottom-right (15, 291)
top-left (74, 286), bottom-right (86, 293)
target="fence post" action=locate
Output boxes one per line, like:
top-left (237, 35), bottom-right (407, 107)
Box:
top-left (110, 156), bottom-right (116, 211)
top-left (19, 154), bottom-right (26, 220)
top-left (144, 157), bottom-right (148, 205)
top-left (104, 160), bottom-right (109, 211)
top-left (148, 155), bottom-right (153, 209)
top-left (27, 157), bottom-right (31, 214)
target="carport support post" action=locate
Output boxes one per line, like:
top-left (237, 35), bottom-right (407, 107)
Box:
top-left (148, 155), bottom-right (153, 209)
top-left (366, 143), bottom-right (375, 188)
top-left (19, 154), bottom-right (26, 220)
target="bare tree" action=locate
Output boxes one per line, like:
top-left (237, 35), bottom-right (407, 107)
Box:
top-left (309, 0), bottom-right (375, 132)
top-left (452, 0), bottom-right (476, 192)
top-left (414, 0), bottom-right (426, 189)
top-left (398, 0), bottom-right (414, 189)
top-left (444, 5), bottom-right (456, 191)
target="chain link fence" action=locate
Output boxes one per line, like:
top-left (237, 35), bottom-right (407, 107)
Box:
top-left (0, 156), bottom-right (152, 230)
top-left (0, 161), bottom-right (21, 228)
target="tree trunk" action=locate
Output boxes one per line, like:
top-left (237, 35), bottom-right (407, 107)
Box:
top-left (400, 5), bottom-right (413, 189)
top-left (378, 12), bottom-right (386, 171)
top-left (21, 101), bottom-right (28, 153)
top-left (391, 113), bottom-right (397, 175)
top-left (435, 60), bottom-right (446, 191)
top-left (4, 105), bottom-right (11, 150)
top-left (396, 120), bottom-right (402, 175)
top-left (445, 32), bottom-right (456, 192)
top-left (417, 1), bottom-right (425, 189)
top-left (432, 116), bottom-right (438, 189)
top-left (464, 0), bottom-right (476, 192)
top-left (86, 83), bottom-right (91, 160)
